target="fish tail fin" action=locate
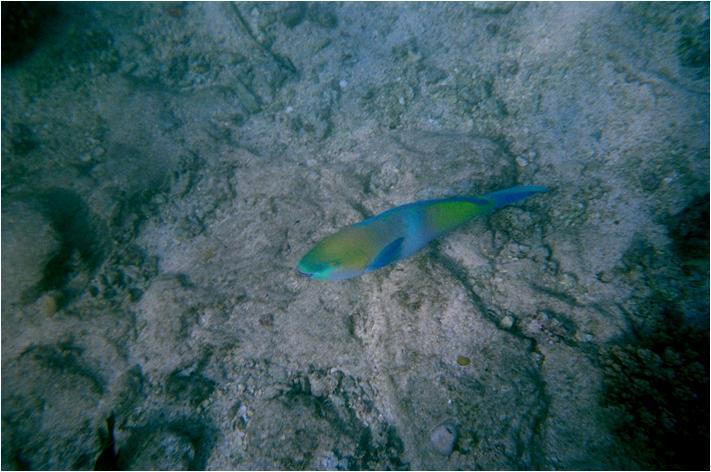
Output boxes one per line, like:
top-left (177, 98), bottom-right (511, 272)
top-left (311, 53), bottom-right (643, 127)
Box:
top-left (482, 185), bottom-right (548, 210)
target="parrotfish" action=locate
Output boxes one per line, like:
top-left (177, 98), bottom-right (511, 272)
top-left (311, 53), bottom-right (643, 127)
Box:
top-left (297, 185), bottom-right (548, 281)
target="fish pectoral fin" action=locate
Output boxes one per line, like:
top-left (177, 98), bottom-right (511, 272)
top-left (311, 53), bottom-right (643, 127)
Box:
top-left (368, 237), bottom-right (405, 271)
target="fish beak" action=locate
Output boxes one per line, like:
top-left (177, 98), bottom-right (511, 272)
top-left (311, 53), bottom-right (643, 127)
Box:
top-left (296, 268), bottom-right (312, 278)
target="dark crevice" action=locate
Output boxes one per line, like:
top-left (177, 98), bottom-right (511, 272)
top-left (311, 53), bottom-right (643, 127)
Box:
top-left (1, 2), bottom-right (62, 65)
top-left (94, 413), bottom-right (118, 471)
top-left (529, 283), bottom-right (583, 307)
top-left (667, 193), bottom-right (709, 271)
top-left (20, 341), bottom-right (105, 395)
top-left (349, 200), bottom-right (373, 220)
top-left (429, 243), bottom-right (551, 469)
top-left (430, 242), bottom-right (536, 346)
top-left (275, 369), bottom-right (408, 470)
top-left (24, 188), bottom-right (108, 307)
top-left (230, 3), bottom-right (298, 77)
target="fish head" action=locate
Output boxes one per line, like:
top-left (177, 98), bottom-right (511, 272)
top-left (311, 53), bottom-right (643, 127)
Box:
top-left (297, 227), bottom-right (371, 281)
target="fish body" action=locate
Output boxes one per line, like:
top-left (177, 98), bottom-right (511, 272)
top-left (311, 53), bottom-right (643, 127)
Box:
top-left (298, 185), bottom-right (547, 280)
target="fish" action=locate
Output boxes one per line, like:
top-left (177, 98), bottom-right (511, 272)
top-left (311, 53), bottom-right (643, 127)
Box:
top-left (297, 185), bottom-right (548, 281)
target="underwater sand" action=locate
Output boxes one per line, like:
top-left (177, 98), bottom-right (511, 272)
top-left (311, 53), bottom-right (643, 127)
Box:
top-left (2, 2), bottom-right (709, 469)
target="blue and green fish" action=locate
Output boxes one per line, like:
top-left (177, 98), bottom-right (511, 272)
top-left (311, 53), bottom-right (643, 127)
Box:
top-left (297, 185), bottom-right (548, 281)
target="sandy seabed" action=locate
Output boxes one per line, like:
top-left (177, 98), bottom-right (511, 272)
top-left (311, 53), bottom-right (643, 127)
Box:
top-left (2, 2), bottom-right (709, 470)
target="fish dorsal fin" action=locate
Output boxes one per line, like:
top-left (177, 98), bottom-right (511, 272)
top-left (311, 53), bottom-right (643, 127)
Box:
top-left (368, 237), bottom-right (405, 271)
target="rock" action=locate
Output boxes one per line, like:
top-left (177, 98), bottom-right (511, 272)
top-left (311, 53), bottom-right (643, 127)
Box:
top-left (500, 315), bottom-right (515, 330)
top-left (38, 292), bottom-right (59, 316)
top-left (430, 420), bottom-right (458, 456)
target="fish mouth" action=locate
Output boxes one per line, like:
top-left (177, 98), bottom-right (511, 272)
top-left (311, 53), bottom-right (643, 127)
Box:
top-left (296, 268), bottom-right (313, 278)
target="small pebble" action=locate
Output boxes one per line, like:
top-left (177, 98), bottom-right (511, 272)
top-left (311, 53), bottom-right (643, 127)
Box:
top-left (430, 420), bottom-right (458, 456)
top-left (39, 293), bottom-right (58, 316)
top-left (515, 156), bottom-right (528, 167)
top-left (500, 315), bottom-right (514, 329)
top-left (338, 79), bottom-right (347, 89)
top-left (456, 355), bottom-right (471, 366)
top-left (237, 404), bottom-right (248, 421)
top-left (560, 272), bottom-right (577, 288)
